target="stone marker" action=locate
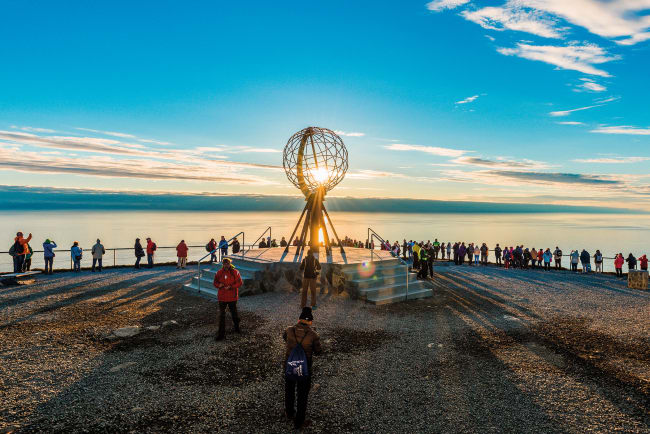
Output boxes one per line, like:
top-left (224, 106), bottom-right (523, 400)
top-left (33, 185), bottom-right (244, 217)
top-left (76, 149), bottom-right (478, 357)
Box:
top-left (113, 326), bottom-right (141, 338)
top-left (628, 270), bottom-right (648, 290)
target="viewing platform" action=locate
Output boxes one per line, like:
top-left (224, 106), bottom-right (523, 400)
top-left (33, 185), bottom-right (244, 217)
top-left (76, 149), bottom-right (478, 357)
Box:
top-left (182, 247), bottom-right (434, 304)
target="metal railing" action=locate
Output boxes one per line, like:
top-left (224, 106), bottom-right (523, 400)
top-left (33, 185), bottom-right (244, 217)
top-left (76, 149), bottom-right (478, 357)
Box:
top-left (368, 228), bottom-right (410, 300)
top-left (196, 232), bottom-right (244, 294)
top-left (247, 226), bottom-right (272, 253)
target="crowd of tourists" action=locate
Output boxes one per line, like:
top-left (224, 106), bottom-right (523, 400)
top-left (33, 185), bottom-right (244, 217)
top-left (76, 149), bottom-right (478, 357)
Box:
top-left (380, 239), bottom-right (647, 278)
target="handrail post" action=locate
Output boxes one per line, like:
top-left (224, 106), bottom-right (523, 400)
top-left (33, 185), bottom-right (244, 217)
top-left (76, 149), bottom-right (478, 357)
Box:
top-left (198, 259), bottom-right (201, 293)
top-left (113, 249), bottom-right (116, 267)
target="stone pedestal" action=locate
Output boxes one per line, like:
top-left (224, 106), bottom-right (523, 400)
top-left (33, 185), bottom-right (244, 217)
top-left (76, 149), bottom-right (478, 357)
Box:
top-left (628, 270), bottom-right (648, 290)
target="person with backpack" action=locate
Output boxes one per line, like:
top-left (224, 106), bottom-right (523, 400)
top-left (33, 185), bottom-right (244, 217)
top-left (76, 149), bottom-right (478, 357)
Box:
top-left (11, 232), bottom-right (32, 273)
top-left (71, 241), bottom-right (83, 272)
top-left (554, 247), bottom-right (563, 269)
top-left (134, 238), bottom-right (145, 269)
top-left (146, 237), bottom-right (156, 268)
top-left (299, 249), bottom-right (322, 309)
top-left (593, 250), bottom-right (603, 273)
top-left (218, 236), bottom-right (229, 257)
top-left (43, 239), bottom-right (57, 275)
top-left (580, 249), bottom-right (591, 273)
top-left (570, 250), bottom-right (579, 272)
top-left (543, 248), bottom-right (552, 271)
top-left (283, 307), bottom-right (322, 430)
top-left (417, 245), bottom-right (429, 279)
top-left (176, 240), bottom-right (188, 269)
top-left (614, 253), bottom-right (624, 277)
top-left (206, 238), bottom-right (217, 263)
top-left (231, 237), bottom-right (241, 254)
top-left (213, 257), bottom-right (243, 340)
top-left (91, 239), bottom-right (105, 272)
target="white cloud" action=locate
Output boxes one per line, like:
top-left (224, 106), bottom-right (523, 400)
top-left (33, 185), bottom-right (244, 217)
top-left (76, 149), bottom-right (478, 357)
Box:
top-left (549, 103), bottom-right (604, 117)
top-left (10, 126), bottom-right (57, 133)
top-left (485, 34), bottom-right (496, 41)
top-left (462, 6), bottom-right (563, 38)
top-left (450, 156), bottom-right (551, 170)
top-left (590, 125), bottom-right (650, 135)
top-left (76, 127), bottom-right (136, 138)
top-left (576, 78), bottom-right (606, 92)
top-left (138, 138), bottom-right (172, 146)
top-left (385, 143), bottom-right (467, 157)
top-left (573, 157), bottom-right (650, 163)
top-left (498, 42), bottom-right (619, 77)
top-left (519, 0), bottom-right (650, 46)
top-left (556, 121), bottom-right (585, 125)
top-left (455, 95), bottom-right (480, 104)
top-left (334, 130), bottom-right (365, 137)
top-left (426, 0), bottom-right (470, 12)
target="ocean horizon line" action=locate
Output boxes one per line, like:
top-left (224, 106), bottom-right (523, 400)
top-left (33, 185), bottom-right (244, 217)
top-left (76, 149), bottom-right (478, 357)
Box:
top-left (0, 185), bottom-right (642, 214)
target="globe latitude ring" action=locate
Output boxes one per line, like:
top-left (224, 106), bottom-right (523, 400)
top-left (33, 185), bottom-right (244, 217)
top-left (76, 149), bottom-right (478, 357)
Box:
top-left (282, 126), bottom-right (348, 198)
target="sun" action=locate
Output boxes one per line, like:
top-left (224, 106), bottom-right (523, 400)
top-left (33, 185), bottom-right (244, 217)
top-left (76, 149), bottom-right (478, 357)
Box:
top-left (310, 167), bottom-right (329, 184)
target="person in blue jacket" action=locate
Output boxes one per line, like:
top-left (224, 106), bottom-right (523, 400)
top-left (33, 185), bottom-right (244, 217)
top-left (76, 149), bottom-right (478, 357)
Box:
top-left (43, 239), bottom-right (57, 275)
top-left (218, 236), bottom-right (229, 257)
top-left (71, 241), bottom-right (83, 272)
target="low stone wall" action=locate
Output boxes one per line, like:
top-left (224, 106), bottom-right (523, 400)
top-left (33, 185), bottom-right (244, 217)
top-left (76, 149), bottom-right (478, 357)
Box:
top-left (627, 270), bottom-right (648, 290)
top-left (239, 262), bottom-right (353, 297)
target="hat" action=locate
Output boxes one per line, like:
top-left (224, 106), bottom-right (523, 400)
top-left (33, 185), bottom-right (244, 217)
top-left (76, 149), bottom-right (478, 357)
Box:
top-left (45, 239), bottom-right (51, 244)
top-left (299, 307), bottom-right (313, 321)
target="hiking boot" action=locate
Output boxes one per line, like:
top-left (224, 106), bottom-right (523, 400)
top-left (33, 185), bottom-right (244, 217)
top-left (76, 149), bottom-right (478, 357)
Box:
top-left (295, 419), bottom-right (312, 430)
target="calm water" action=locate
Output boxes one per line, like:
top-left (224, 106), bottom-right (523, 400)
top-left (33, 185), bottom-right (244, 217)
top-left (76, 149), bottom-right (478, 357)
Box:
top-left (1, 211), bottom-right (648, 273)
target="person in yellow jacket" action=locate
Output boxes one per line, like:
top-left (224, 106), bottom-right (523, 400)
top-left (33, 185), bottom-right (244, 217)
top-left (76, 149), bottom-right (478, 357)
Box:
top-left (412, 242), bottom-right (421, 270)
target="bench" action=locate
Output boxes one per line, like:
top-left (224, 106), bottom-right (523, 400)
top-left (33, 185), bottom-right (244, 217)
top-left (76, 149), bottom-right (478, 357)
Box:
top-left (0, 270), bottom-right (42, 286)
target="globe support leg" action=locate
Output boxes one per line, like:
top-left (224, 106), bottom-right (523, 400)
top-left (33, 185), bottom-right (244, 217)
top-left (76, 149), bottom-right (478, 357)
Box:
top-left (322, 206), bottom-right (345, 254)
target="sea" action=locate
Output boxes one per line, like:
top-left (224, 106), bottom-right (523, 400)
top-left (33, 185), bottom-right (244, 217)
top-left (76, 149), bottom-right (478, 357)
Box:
top-left (1, 211), bottom-right (648, 273)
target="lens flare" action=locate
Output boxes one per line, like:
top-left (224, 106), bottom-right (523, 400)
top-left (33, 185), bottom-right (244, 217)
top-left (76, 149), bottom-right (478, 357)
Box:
top-left (310, 167), bottom-right (329, 183)
top-left (357, 261), bottom-right (376, 278)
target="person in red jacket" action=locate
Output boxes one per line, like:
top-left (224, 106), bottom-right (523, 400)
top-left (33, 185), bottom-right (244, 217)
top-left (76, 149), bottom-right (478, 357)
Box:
top-left (614, 253), bottom-right (624, 277)
top-left (213, 257), bottom-right (243, 340)
top-left (146, 237), bottom-right (156, 268)
top-left (176, 240), bottom-right (188, 269)
top-left (639, 254), bottom-right (648, 271)
top-left (12, 232), bottom-right (32, 272)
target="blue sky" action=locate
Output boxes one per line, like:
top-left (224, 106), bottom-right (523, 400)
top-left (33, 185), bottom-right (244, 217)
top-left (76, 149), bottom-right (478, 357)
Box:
top-left (1, 1), bottom-right (649, 210)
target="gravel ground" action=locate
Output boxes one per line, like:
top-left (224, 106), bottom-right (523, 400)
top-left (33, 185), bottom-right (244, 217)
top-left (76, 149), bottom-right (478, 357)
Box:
top-left (0, 264), bottom-right (648, 433)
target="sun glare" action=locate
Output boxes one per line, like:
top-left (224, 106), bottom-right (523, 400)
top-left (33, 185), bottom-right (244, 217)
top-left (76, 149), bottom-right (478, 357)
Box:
top-left (310, 167), bottom-right (329, 183)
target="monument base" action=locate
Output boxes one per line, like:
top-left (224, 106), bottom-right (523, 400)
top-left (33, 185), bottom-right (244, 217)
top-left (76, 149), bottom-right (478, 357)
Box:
top-left (183, 247), bottom-right (433, 305)
top-left (628, 270), bottom-right (648, 290)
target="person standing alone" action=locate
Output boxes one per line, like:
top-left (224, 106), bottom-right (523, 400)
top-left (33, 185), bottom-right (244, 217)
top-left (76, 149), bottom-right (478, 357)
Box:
top-left (71, 242), bottom-right (83, 272)
top-left (176, 240), bottom-right (188, 269)
top-left (91, 239), bottom-right (105, 272)
top-left (213, 257), bottom-right (243, 340)
top-left (283, 307), bottom-right (322, 430)
top-left (299, 249), bottom-right (321, 309)
top-left (146, 237), bottom-right (156, 268)
top-left (43, 239), bottom-right (57, 275)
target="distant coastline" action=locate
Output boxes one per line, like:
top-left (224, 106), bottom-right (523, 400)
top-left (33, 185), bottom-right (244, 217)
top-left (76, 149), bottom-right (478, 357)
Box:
top-left (0, 185), bottom-right (640, 214)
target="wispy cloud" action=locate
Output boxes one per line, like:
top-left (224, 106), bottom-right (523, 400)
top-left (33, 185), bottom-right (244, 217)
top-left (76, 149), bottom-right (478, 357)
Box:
top-left (590, 125), bottom-right (650, 135)
top-left (498, 42), bottom-right (619, 77)
top-left (334, 130), bottom-right (365, 137)
top-left (573, 157), bottom-right (650, 164)
top-left (556, 121), bottom-right (584, 125)
top-left (385, 143), bottom-right (467, 157)
top-left (76, 127), bottom-right (136, 139)
top-left (455, 94), bottom-right (480, 104)
top-left (548, 97), bottom-right (617, 116)
top-left (426, 0), bottom-right (470, 12)
top-left (462, 6), bottom-right (563, 39)
top-left (576, 78), bottom-right (606, 92)
top-left (138, 138), bottom-right (172, 146)
top-left (450, 156), bottom-right (550, 170)
top-left (10, 125), bottom-right (57, 133)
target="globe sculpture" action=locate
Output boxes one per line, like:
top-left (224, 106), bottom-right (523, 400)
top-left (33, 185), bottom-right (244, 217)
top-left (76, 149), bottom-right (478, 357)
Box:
top-left (282, 127), bottom-right (348, 255)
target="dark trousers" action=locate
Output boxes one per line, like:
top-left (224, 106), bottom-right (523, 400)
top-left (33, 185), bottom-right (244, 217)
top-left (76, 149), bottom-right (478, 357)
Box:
top-left (44, 257), bottom-right (53, 274)
top-left (544, 262), bottom-right (550, 271)
top-left (413, 252), bottom-right (419, 270)
top-left (210, 253), bottom-right (217, 263)
top-left (285, 376), bottom-right (311, 428)
top-left (135, 256), bottom-right (142, 268)
top-left (218, 301), bottom-right (240, 337)
top-left (417, 262), bottom-right (429, 279)
top-left (496, 256), bottom-right (502, 265)
top-left (571, 263), bottom-right (578, 271)
top-left (147, 254), bottom-right (154, 268)
top-left (453, 253), bottom-right (458, 265)
top-left (92, 258), bottom-right (103, 272)
top-left (428, 259), bottom-right (433, 277)
top-left (616, 268), bottom-right (622, 277)
top-left (14, 255), bottom-right (24, 273)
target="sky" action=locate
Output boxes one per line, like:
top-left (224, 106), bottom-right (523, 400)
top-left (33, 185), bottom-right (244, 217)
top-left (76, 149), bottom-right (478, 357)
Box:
top-left (1, 1), bottom-right (649, 211)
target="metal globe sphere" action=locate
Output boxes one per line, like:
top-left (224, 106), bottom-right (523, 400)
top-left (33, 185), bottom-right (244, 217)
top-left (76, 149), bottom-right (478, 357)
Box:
top-left (283, 127), bottom-right (348, 196)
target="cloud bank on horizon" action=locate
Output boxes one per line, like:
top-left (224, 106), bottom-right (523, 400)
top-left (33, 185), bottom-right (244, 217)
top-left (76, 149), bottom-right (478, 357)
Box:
top-left (0, 1), bottom-right (648, 211)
